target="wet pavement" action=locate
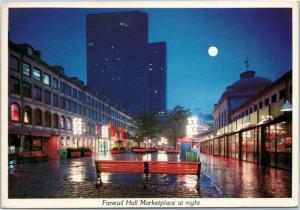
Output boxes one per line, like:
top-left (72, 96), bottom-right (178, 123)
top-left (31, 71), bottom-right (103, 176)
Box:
top-left (9, 152), bottom-right (291, 198)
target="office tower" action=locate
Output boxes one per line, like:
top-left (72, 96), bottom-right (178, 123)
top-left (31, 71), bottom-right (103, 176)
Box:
top-left (148, 42), bottom-right (167, 113)
top-left (87, 11), bottom-right (149, 115)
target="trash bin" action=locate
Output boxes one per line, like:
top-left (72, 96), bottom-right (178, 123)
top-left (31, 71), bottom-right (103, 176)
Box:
top-left (186, 151), bottom-right (198, 162)
top-left (58, 150), bottom-right (67, 159)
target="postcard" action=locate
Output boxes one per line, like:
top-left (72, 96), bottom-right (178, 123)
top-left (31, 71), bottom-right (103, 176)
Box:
top-left (0, 0), bottom-right (299, 208)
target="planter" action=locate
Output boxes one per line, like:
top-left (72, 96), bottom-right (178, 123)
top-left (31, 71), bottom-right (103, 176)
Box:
top-left (132, 148), bottom-right (158, 153)
top-left (83, 151), bottom-right (93, 157)
top-left (70, 151), bottom-right (81, 158)
top-left (165, 149), bottom-right (180, 154)
top-left (111, 150), bottom-right (126, 154)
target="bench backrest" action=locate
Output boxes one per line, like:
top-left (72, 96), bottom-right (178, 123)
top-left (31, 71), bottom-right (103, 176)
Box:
top-left (31, 151), bottom-right (43, 156)
top-left (95, 160), bottom-right (144, 173)
top-left (148, 161), bottom-right (200, 175)
top-left (95, 160), bottom-right (200, 175)
top-left (19, 151), bottom-right (32, 158)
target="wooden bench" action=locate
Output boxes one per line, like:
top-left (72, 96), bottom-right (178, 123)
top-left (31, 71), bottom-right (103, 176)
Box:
top-left (17, 151), bottom-right (33, 163)
top-left (95, 160), bottom-right (201, 188)
top-left (31, 151), bottom-right (48, 161)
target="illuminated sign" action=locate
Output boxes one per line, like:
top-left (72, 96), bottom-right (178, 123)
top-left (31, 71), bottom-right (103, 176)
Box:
top-left (101, 125), bottom-right (109, 139)
top-left (73, 118), bottom-right (83, 135)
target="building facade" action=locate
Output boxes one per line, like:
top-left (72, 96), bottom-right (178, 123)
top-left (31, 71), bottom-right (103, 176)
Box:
top-left (213, 70), bottom-right (271, 130)
top-left (199, 71), bottom-right (292, 170)
top-left (87, 11), bottom-right (149, 115)
top-left (148, 42), bottom-right (167, 113)
top-left (8, 42), bottom-right (134, 158)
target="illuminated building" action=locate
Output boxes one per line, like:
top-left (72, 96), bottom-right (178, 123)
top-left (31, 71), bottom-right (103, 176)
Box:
top-left (199, 70), bottom-right (292, 170)
top-left (86, 11), bottom-right (167, 115)
top-left (213, 70), bottom-right (271, 130)
top-left (8, 42), bottom-right (134, 158)
top-left (87, 11), bottom-right (149, 115)
top-left (148, 42), bottom-right (167, 113)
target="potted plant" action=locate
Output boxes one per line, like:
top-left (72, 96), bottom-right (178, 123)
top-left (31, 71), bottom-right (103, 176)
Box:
top-left (80, 147), bottom-right (93, 157)
top-left (66, 148), bottom-right (81, 158)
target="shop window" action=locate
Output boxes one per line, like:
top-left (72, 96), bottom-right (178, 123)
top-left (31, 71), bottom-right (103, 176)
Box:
top-left (33, 86), bottom-right (42, 101)
top-left (44, 111), bottom-right (52, 127)
top-left (10, 76), bottom-right (20, 95)
top-left (66, 118), bottom-right (72, 130)
top-left (34, 109), bottom-right (42, 126)
top-left (53, 114), bottom-right (59, 129)
top-left (22, 82), bottom-right (31, 98)
top-left (23, 106), bottom-right (32, 124)
top-left (271, 94), bottom-right (277, 103)
top-left (60, 116), bottom-right (66, 129)
top-left (32, 139), bottom-right (42, 151)
top-left (52, 77), bottom-right (58, 90)
top-left (33, 67), bottom-right (41, 81)
top-left (9, 55), bottom-right (19, 72)
top-left (22, 62), bottom-right (31, 77)
top-left (11, 103), bottom-right (20, 122)
top-left (44, 90), bottom-right (51, 105)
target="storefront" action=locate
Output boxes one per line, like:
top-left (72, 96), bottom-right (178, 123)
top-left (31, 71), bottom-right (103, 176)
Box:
top-left (263, 121), bottom-right (292, 170)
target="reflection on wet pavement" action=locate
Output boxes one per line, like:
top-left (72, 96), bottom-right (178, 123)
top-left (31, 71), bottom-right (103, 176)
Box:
top-left (9, 152), bottom-right (291, 198)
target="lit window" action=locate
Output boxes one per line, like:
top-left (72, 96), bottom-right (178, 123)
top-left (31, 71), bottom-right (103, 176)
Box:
top-left (52, 78), bottom-right (58, 89)
top-left (149, 68), bottom-right (153, 71)
top-left (11, 103), bottom-right (20, 122)
top-left (60, 116), bottom-right (66, 129)
top-left (66, 118), bottom-right (72, 130)
top-left (33, 68), bottom-right (41, 81)
top-left (111, 45), bottom-right (114, 49)
top-left (23, 106), bottom-right (31, 124)
top-left (43, 73), bottom-right (51, 86)
top-left (154, 90), bottom-right (158, 93)
top-left (117, 57), bottom-right (120, 61)
top-left (149, 63), bottom-right (152, 66)
top-left (22, 63), bottom-right (31, 77)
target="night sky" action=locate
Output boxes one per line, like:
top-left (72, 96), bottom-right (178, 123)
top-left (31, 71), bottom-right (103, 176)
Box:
top-left (9, 8), bottom-right (292, 114)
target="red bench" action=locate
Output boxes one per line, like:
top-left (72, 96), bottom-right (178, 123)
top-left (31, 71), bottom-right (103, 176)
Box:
top-left (95, 160), bottom-right (201, 188)
top-left (31, 151), bottom-right (48, 161)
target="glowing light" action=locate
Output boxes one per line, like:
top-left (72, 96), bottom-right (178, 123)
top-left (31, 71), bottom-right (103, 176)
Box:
top-left (186, 116), bottom-right (198, 138)
top-left (102, 125), bottom-right (109, 139)
top-left (208, 46), bottom-right (218, 57)
top-left (73, 118), bottom-right (83, 135)
top-left (280, 101), bottom-right (292, 112)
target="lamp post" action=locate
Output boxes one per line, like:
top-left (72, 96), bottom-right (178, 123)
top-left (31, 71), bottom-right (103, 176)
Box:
top-left (280, 79), bottom-right (292, 112)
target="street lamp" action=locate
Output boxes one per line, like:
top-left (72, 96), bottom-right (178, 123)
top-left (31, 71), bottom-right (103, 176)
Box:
top-left (280, 101), bottom-right (292, 112)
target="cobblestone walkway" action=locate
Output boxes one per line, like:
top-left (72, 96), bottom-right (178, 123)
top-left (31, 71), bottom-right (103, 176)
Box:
top-left (9, 152), bottom-right (291, 198)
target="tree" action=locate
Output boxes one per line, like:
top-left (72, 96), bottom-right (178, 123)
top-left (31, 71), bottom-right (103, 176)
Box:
top-left (133, 112), bottom-right (161, 148)
top-left (163, 106), bottom-right (192, 148)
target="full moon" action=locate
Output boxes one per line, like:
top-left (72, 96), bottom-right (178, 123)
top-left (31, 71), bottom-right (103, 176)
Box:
top-left (208, 46), bottom-right (218, 57)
